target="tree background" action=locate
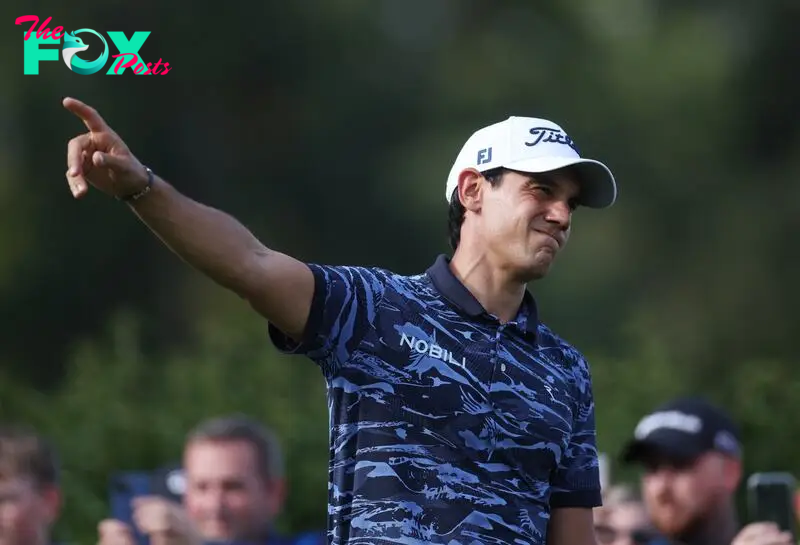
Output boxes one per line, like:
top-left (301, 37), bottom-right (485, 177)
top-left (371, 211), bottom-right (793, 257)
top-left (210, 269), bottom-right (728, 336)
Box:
top-left (1, 1), bottom-right (798, 542)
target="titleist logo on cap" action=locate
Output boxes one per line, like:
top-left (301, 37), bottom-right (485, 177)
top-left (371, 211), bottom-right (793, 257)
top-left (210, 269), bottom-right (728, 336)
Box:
top-left (525, 126), bottom-right (580, 154)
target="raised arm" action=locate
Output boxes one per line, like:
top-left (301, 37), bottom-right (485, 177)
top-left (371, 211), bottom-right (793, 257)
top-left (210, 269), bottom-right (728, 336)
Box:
top-left (62, 97), bottom-right (312, 341)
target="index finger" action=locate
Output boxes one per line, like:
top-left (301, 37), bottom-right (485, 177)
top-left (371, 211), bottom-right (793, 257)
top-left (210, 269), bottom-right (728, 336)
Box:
top-left (98, 519), bottom-right (132, 535)
top-left (740, 521), bottom-right (780, 537)
top-left (132, 495), bottom-right (162, 509)
top-left (63, 97), bottom-right (109, 133)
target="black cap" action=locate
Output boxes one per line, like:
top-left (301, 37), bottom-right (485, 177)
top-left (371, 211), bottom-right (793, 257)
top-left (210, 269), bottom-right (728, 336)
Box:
top-left (621, 396), bottom-right (741, 465)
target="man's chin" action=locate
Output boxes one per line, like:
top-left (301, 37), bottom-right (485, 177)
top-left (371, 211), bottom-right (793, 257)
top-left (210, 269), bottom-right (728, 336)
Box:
top-left (521, 254), bottom-right (556, 281)
top-left (653, 512), bottom-right (691, 537)
top-left (200, 523), bottom-right (234, 541)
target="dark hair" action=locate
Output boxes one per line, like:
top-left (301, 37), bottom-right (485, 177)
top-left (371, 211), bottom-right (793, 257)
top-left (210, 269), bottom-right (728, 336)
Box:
top-left (0, 424), bottom-right (60, 489)
top-left (447, 167), bottom-right (506, 251)
top-left (186, 415), bottom-right (284, 481)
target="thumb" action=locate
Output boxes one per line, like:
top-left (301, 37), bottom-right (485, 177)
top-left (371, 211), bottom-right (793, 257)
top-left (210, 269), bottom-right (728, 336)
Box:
top-left (92, 151), bottom-right (128, 172)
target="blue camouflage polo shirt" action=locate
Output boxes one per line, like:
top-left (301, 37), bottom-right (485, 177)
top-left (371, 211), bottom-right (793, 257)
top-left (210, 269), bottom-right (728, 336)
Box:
top-left (269, 255), bottom-right (601, 544)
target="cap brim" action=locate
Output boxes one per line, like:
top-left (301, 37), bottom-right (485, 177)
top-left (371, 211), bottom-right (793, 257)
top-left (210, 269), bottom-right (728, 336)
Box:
top-left (621, 437), bottom-right (705, 465)
top-left (503, 156), bottom-right (617, 209)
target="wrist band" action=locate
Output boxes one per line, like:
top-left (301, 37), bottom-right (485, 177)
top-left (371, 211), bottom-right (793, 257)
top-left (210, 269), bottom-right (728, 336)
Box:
top-left (118, 166), bottom-right (154, 202)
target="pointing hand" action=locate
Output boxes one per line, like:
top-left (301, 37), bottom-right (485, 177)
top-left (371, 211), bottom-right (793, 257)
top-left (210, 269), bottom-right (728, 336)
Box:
top-left (63, 97), bottom-right (149, 200)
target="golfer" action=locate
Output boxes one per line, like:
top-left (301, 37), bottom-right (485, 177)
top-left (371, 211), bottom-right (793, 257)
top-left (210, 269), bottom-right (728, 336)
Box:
top-left (63, 98), bottom-right (617, 545)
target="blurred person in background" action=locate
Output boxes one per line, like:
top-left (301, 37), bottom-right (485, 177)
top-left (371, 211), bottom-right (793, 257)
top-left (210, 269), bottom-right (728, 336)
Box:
top-left (0, 424), bottom-right (62, 545)
top-left (98, 415), bottom-right (323, 545)
top-left (622, 397), bottom-right (792, 545)
top-left (594, 484), bottom-right (659, 545)
top-left (62, 96), bottom-right (619, 545)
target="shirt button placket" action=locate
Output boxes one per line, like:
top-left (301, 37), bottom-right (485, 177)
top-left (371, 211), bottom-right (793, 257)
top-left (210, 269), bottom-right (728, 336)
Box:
top-left (488, 325), bottom-right (506, 403)
top-left (493, 325), bottom-right (505, 371)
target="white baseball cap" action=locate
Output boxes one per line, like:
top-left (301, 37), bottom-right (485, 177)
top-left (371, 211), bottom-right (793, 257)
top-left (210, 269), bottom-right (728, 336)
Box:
top-left (445, 116), bottom-right (617, 208)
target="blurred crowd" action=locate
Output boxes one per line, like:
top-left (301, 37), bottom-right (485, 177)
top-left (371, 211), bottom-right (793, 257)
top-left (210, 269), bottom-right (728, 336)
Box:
top-left (2, 396), bottom-right (797, 545)
top-left (595, 397), bottom-right (796, 545)
top-left (0, 416), bottom-right (325, 545)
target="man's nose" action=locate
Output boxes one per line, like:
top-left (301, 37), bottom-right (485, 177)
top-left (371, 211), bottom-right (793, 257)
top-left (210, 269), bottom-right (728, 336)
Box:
top-left (194, 490), bottom-right (225, 514)
top-left (545, 200), bottom-right (572, 229)
top-left (207, 494), bottom-right (226, 515)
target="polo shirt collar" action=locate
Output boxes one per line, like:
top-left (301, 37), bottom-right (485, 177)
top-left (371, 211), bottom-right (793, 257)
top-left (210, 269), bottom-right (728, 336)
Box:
top-left (426, 254), bottom-right (539, 336)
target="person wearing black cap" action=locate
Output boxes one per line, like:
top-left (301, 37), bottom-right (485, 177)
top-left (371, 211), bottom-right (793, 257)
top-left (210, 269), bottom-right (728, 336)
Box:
top-left (621, 397), bottom-right (793, 545)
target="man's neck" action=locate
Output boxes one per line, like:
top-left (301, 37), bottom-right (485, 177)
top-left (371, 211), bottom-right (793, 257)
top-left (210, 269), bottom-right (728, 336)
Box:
top-left (449, 248), bottom-right (527, 323)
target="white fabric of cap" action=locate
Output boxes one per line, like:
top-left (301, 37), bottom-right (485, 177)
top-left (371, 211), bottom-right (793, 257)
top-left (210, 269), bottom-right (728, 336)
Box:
top-left (445, 116), bottom-right (617, 209)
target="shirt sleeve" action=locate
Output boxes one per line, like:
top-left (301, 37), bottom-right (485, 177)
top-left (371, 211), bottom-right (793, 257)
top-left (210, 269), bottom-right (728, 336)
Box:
top-left (549, 357), bottom-right (602, 509)
top-left (267, 263), bottom-right (385, 375)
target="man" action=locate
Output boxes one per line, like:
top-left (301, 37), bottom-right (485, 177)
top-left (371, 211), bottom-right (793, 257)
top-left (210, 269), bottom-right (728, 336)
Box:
top-left (594, 485), bottom-right (657, 545)
top-left (621, 396), bottom-right (792, 545)
top-left (63, 98), bottom-right (618, 544)
top-left (0, 425), bottom-right (62, 545)
top-left (98, 415), bottom-right (321, 545)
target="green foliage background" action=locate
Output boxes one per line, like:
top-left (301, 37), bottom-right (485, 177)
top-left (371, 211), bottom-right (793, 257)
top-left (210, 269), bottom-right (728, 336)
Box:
top-left (1, 1), bottom-right (799, 542)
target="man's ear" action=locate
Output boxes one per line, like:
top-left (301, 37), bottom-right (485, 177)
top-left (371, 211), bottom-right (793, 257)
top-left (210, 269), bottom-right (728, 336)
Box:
top-left (263, 477), bottom-right (287, 517)
top-left (722, 457), bottom-right (742, 493)
top-left (40, 485), bottom-right (62, 526)
top-left (457, 169), bottom-right (485, 213)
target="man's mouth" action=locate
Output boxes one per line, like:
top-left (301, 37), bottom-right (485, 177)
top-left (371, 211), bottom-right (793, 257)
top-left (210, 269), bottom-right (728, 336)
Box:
top-left (533, 229), bottom-right (561, 249)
